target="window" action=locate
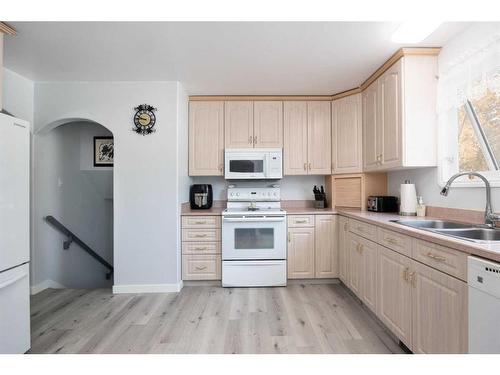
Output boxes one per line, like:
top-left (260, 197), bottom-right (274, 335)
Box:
top-left (437, 24), bottom-right (500, 187)
top-left (457, 91), bottom-right (500, 173)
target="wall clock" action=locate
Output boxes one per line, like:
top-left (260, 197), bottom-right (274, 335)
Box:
top-left (133, 104), bottom-right (157, 135)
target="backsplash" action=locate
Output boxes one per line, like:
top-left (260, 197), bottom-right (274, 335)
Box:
top-left (190, 175), bottom-right (326, 201)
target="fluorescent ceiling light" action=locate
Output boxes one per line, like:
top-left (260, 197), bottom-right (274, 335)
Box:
top-left (391, 21), bottom-right (442, 43)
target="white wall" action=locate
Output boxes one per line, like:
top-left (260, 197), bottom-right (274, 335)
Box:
top-left (190, 175), bottom-right (326, 202)
top-left (34, 122), bottom-right (113, 288)
top-left (34, 81), bottom-right (183, 292)
top-left (2, 68), bottom-right (34, 125)
top-left (388, 168), bottom-right (500, 212)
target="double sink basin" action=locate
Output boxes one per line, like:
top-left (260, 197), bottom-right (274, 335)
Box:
top-left (391, 219), bottom-right (500, 243)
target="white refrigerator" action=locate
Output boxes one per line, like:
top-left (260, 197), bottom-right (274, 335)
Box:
top-left (0, 112), bottom-right (30, 354)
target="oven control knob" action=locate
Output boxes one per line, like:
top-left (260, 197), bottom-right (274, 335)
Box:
top-left (236, 193), bottom-right (240, 196)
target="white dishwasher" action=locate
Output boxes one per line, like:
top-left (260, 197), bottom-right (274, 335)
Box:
top-left (468, 256), bottom-right (500, 353)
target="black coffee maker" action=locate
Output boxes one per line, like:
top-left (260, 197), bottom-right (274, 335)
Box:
top-left (189, 184), bottom-right (213, 209)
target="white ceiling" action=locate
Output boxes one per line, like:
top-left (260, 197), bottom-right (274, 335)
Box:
top-left (4, 22), bottom-right (469, 95)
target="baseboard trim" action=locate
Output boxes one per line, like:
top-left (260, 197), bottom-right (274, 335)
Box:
top-left (30, 279), bottom-right (66, 295)
top-left (112, 281), bottom-right (183, 294)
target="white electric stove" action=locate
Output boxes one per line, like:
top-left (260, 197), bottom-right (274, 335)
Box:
top-left (222, 186), bottom-right (287, 287)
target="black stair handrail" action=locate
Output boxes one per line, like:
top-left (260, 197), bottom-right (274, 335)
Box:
top-left (45, 215), bottom-right (114, 280)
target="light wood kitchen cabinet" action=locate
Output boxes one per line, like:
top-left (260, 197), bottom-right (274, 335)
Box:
top-left (347, 232), bottom-right (377, 313)
top-left (377, 245), bottom-right (413, 347)
top-left (287, 226), bottom-right (315, 279)
top-left (314, 215), bottom-right (338, 278)
top-left (307, 101), bottom-right (332, 174)
top-left (362, 55), bottom-right (438, 171)
top-left (253, 101), bottom-right (283, 148)
top-left (411, 260), bottom-right (468, 354)
top-left (338, 216), bottom-right (349, 284)
top-left (332, 94), bottom-right (362, 174)
top-left (283, 101), bottom-right (308, 175)
top-left (284, 101), bottom-right (331, 175)
top-left (188, 101), bottom-right (225, 176)
top-left (225, 101), bottom-right (254, 148)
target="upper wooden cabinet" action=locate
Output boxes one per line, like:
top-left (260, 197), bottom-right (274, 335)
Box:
top-left (189, 101), bottom-right (224, 176)
top-left (332, 94), bottom-right (362, 174)
top-left (284, 101), bottom-right (331, 175)
top-left (225, 101), bottom-right (283, 148)
top-left (362, 55), bottom-right (438, 171)
top-left (253, 101), bottom-right (283, 148)
top-left (225, 101), bottom-right (254, 148)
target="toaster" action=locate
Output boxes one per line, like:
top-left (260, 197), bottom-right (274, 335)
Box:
top-left (367, 196), bottom-right (399, 213)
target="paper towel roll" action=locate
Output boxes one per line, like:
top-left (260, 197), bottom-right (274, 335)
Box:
top-left (400, 180), bottom-right (417, 216)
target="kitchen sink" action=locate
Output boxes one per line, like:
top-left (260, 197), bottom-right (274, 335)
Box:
top-left (392, 220), bottom-right (472, 230)
top-left (391, 219), bottom-right (500, 242)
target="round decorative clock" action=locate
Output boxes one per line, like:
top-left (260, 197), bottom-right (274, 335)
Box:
top-left (133, 104), bottom-right (157, 135)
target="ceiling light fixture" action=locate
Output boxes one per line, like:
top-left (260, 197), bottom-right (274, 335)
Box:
top-left (391, 21), bottom-right (442, 44)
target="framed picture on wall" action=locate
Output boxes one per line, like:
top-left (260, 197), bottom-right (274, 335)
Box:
top-left (94, 136), bottom-right (114, 167)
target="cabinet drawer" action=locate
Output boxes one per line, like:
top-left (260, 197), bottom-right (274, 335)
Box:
top-left (182, 255), bottom-right (221, 280)
top-left (349, 219), bottom-right (377, 240)
top-left (181, 216), bottom-right (221, 228)
top-left (412, 239), bottom-right (467, 281)
top-left (182, 241), bottom-right (221, 255)
top-left (288, 215), bottom-right (315, 227)
top-left (377, 228), bottom-right (412, 257)
top-left (182, 228), bottom-right (221, 242)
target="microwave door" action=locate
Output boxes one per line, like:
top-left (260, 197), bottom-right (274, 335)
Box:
top-left (226, 156), bottom-right (266, 179)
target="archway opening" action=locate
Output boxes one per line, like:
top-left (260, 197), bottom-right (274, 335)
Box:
top-left (34, 119), bottom-right (114, 289)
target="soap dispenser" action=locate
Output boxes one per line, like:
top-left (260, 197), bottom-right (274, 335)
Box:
top-left (416, 196), bottom-right (426, 217)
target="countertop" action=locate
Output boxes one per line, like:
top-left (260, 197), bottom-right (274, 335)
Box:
top-left (338, 209), bottom-right (500, 263)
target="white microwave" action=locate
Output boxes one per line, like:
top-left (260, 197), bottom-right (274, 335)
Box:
top-left (224, 148), bottom-right (283, 180)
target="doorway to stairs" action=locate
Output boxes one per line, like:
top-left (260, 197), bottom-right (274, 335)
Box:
top-left (34, 120), bottom-right (114, 289)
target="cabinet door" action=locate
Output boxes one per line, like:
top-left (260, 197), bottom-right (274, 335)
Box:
top-left (307, 101), bottom-right (332, 174)
top-left (332, 94), bottom-right (362, 174)
top-left (348, 233), bottom-right (363, 297)
top-left (253, 101), bottom-right (283, 148)
top-left (360, 237), bottom-right (377, 313)
top-left (287, 227), bottom-right (315, 279)
top-left (377, 245), bottom-right (412, 347)
top-left (188, 101), bottom-right (224, 176)
top-left (411, 260), bottom-right (468, 353)
top-left (362, 84), bottom-right (379, 171)
top-left (283, 101), bottom-right (308, 175)
top-left (338, 216), bottom-right (350, 284)
top-left (225, 101), bottom-right (254, 148)
top-left (379, 59), bottom-right (403, 168)
top-left (314, 215), bottom-right (338, 278)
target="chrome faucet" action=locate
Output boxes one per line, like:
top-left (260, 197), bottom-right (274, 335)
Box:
top-left (441, 172), bottom-right (500, 227)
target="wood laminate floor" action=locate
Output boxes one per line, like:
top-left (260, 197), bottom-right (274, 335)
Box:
top-left (29, 283), bottom-right (405, 354)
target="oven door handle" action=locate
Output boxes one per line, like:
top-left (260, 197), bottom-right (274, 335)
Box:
top-left (223, 217), bottom-right (286, 222)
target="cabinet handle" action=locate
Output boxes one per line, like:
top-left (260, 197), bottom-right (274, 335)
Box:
top-left (409, 271), bottom-right (416, 288)
top-left (295, 219), bottom-right (307, 223)
top-left (303, 163), bottom-right (307, 171)
top-left (359, 244), bottom-right (364, 253)
top-left (219, 164), bottom-right (223, 172)
top-left (308, 163), bottom-right (312, 171)
top-left (195, 266), bottom-right (207, 271)
top-left (288, 232), bottom-right (291, 243)
top-left (426, 252), bottom-right (447, 262)
top-left (194, 234), bottom-right (207, 238)
top-left (194, 246), bottom-right (208, 250)
top-left (386, 237), bottom-right (398, 245)
top-left (253, 136), bottom-right (257, 145)
top-left (194, 221), bottom-right (207, 225)
top-left (249, 136), bottom-right (253, 144)
top-left (402, 267), bottom-right (409, 282)
top-left (332, 162), bottom-right (335, 171)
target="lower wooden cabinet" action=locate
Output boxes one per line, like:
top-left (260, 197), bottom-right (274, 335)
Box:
top-left (348, 232), bottom-right (377, 312)
top-left (377, 245), bottom-right (413, 347)
top-left (287, 226), bottom-right (315, 279)
top-left (287, 214), bottom-right (337, 279)
top-left (411, 260), bottom-right (468, 353)
top-left (314, 215), bottom-right (338, 278)
top-left (338, 216), bottom-right (350, 284)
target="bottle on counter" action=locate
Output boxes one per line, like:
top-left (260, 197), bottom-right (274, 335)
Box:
top-left (416, 196), bottom-right (426, 217)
